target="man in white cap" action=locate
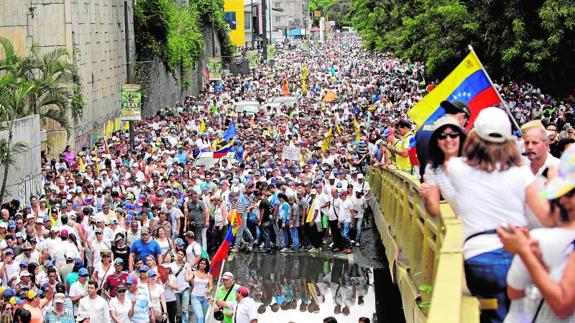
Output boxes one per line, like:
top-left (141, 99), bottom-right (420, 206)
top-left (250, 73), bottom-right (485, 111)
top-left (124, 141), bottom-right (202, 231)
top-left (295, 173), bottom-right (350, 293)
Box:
top-left (213, 286), bottom-right (258, 323)
top-left (44, 293), bottom-right (75, 323)
top-left (213, 272), bottom-right (240, 323)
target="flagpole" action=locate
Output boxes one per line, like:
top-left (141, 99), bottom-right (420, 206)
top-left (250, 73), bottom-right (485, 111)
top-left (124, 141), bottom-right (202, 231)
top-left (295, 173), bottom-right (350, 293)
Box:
top-left (207, 259), bottom-right (227, 323)
top-left (467, 45), bottom-right (521, 133)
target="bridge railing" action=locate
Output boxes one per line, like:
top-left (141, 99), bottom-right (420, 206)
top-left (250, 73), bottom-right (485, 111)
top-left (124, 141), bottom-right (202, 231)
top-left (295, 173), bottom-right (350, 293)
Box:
top-left (368, 167), bottom-right (480, 323)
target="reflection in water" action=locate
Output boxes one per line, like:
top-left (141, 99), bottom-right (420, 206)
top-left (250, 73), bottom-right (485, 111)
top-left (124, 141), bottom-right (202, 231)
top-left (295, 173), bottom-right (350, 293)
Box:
top-left (222, 252), bottom-right (376, 322)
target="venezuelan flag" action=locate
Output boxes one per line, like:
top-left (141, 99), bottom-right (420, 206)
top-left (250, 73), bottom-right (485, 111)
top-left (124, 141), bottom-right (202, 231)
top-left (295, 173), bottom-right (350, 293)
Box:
top-left (408, 51), bottom-right (501, 130)
top-left (209, 227), bottom-right (233, 278)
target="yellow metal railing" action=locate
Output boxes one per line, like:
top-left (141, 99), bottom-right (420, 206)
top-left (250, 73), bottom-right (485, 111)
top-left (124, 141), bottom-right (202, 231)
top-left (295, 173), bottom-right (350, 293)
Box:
top-left (368, 168), bottom-right (480, 323)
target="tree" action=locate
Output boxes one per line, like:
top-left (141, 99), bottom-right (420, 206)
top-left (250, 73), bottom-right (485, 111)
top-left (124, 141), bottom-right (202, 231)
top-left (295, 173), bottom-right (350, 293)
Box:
top-left (0, 37), bottom-right (83, 204)
top-left (348, 0), bottom-right (575, 96)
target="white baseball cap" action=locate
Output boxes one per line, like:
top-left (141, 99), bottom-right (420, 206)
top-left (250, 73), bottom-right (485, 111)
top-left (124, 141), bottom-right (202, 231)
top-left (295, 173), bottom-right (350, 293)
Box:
top-left (473, 107), bottom-right (513, 143)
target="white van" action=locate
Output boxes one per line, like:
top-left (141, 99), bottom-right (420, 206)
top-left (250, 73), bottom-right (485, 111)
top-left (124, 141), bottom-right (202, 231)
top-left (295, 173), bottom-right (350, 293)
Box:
top-left (193, 152), bottom-right (236, 169)
top-left (233, 101), bottom-right (261, 115)
top-left (271, 96), bottom-right (299, 108)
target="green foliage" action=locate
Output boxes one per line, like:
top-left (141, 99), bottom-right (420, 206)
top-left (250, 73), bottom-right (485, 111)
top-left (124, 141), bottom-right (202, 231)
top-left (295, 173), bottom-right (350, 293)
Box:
top-left (0, 37), bottom-right (85, 132)
top-left (165, 2), bottom-right (204, 87)
top-left (134, 0), bottom-right (233, 87)
top-left (348, 0), bottom-right (575, 96)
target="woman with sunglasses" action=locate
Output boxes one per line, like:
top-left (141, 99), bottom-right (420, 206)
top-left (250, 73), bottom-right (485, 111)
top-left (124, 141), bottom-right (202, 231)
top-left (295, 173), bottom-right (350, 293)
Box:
top-left (497, 144), bottom-right (575, 321)
top-left (92, 250), bottom-right (114, 296)
top-left (418, 116), bottom-right (467, 217)
top-left (446, 108), bottom-right (553, 322)
top-left (110, 285), bottom-right (130, 323)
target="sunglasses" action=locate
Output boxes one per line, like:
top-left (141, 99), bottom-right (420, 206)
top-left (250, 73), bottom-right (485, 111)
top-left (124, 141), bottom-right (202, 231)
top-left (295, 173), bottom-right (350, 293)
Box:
top-left (437, 131), bottom-right (461, 140)
top-left (96, 232), bottom-right (102, 235)
top-left (117, 290), bottom-right (126, 294)
top-left (565, 189), bottom-right (575, 198)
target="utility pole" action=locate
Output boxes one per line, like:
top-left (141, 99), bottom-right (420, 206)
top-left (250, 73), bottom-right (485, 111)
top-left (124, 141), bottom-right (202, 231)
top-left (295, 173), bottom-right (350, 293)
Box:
top-left (124, 0), bottom-right (135, 150)
top-left (211, 0), bottom-right (216, 57)
top-left (261, 0), bottom-right (267, 60)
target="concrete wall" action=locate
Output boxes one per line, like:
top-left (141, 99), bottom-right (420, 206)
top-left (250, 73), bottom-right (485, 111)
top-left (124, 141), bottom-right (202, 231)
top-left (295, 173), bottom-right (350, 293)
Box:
top-left (0, 0), bottom-right (135, 154)
top-left (0, 115), bottom-right (43, 205)
top-left (141, 27), bottom-right (222, 117)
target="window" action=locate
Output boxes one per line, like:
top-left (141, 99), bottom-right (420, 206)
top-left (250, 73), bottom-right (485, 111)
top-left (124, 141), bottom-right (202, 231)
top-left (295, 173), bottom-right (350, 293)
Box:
top-left (244, 12), bottom-right (251, 30)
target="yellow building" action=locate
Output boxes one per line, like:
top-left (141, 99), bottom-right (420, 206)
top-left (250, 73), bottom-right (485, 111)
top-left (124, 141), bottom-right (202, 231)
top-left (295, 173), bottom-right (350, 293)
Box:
top-left (224, 0), bottom-right (245, 46)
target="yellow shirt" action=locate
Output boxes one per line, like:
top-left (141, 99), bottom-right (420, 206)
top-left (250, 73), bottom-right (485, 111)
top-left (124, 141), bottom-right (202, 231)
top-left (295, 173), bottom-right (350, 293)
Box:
top-left (395, 132), bottom-right (413, 172)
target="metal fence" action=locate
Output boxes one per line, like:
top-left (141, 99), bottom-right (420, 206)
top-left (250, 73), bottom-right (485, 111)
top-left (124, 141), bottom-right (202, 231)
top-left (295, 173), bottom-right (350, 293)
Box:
top-left (368, 168), bottom-right (480, 323)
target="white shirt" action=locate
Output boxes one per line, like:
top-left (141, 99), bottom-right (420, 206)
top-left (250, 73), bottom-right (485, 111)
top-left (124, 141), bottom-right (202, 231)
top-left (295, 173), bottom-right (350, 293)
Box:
top-left (186, 242), bottom-right (202, 269)
top-left (110, 297), bottom-right (131, 322)
top-left (227, 297), bottom-right (258, 323)
top-left (506, 228), bottom-right (575, 322)
top-left (447, 158), bottom-right (534, 259)
top-left (69, 281), bottom-right (88, 313)
top-left (170, 262), bottom-right (190, 293)
top-left (78, 295), bottom-right (111, 323)
top-left (339, 198), bottom-right (354, 223)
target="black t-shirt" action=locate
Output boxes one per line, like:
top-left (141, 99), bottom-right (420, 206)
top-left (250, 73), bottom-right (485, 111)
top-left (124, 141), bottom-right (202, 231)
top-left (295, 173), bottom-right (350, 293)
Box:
top-left (112, 245), bottom-right (130, 271)
top-left (259, 199), bottom-right (273, 223)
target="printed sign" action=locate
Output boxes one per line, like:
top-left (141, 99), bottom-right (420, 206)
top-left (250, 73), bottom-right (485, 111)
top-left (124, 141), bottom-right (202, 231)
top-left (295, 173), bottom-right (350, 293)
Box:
top-left (120, 84), bottom-right (142, 121)
top-left (282, 146), bottom-right (300, 161)
top-left (208, 57), bottom-right (223, 81)
top-left (247, 50), bottom-right (258, 69)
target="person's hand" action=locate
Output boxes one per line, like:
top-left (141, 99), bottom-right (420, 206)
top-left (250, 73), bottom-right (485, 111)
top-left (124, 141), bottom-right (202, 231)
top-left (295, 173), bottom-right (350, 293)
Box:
top-left (225, 311), bottom-right (233, 317)
top-left (496, 223), bottom-right (533, 255)
top-left (418, 182), bottom-right (432, 198)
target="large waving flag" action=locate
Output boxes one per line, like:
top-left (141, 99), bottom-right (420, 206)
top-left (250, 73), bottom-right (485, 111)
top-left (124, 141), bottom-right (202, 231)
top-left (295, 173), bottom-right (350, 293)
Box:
top-left (210, 227), bottom-right (233, 278)
top-left (222, 120), bottom-right (236, 140)
top-left (408, 50), bottom-right (502, 130)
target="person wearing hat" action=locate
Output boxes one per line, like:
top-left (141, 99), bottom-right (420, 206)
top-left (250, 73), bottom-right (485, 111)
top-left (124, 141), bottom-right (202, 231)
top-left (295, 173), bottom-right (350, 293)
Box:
top-left (77, 280), bottom-right (111, 322)
top-left (102, 255), bottom-right (129, 299)
top-left (418, 116), bottom-right (467, 218)
top-left (23, 289), bottom-right (45, 322)
top-left (212, 286), bottom-right (258, 323)
top-left (446, 107), bottom-right (554, 322)
top-left (125, 275), bottom-right (156, 323)
top-left (76, 311), bottom-right (91, 323)
top-left (0, 248), bottom-right (19, 286)
top-left (112, 233), bottom-right (130, 271)
top-left (69, 268), bottom-right (90, 314)
top-left (109, 284), bottom-right (130, 323)
top-left (213, 272), bottom-right (240, 323)
top-left (497, 143), bottom-right (575, 322)
top-left (128, 226), bottom-right (162, 273)
top-left (90, 227), bottom-right (111, 267)
top-left (44, 292), bottom-right (75, 323)
top-left (415, 100), bottom-right (470, 178)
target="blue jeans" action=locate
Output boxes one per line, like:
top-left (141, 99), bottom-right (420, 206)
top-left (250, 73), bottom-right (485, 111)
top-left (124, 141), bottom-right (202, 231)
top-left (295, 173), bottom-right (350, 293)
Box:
top-left (464, 248), bottom-right (513, 323)
top-left (233, 215), bottom-right (253, 248)
top-left (180, 289), bottom-right (190, 323)
top-left (355, 217), bottom-right (363, 242)
top-left (190, 295), bottom-right (208, 323)
top-left (342, 222), bottom-right (352, 243)
top-left (289, 227), bottom-right (300, 249)
top-left (282, 225), bottom-right (290, 248)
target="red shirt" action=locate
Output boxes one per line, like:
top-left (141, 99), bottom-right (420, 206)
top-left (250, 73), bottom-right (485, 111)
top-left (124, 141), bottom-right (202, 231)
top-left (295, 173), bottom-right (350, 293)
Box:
top-left (104, 271), bottom-right (129, 297)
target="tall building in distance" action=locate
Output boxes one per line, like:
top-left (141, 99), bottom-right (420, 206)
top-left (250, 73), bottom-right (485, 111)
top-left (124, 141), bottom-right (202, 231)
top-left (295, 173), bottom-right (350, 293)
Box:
top-left (241, 0), bottom-right (309, 48)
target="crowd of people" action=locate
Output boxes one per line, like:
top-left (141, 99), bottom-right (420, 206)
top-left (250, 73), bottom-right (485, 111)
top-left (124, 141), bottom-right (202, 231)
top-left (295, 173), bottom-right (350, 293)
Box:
top-left (0, 29), bottom-right (574, 323)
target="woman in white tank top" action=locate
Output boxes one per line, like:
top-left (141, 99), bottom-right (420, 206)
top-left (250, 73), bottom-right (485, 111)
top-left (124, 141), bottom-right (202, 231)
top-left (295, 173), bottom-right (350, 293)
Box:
top-left (185, 258), bottom-right (213, 323)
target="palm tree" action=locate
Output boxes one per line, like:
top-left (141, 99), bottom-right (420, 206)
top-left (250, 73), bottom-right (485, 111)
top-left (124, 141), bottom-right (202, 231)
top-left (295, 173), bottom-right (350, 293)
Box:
top-left (0, 37), bottom-right (85, 204)
top-left (0, 75), bottom-right (33, 205)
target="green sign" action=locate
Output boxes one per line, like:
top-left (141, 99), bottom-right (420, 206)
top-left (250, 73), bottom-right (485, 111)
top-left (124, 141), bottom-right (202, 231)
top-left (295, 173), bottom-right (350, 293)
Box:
top-left (120, 84), bottom-right (142, 121)
top-left (208, 57), bottom-right (223, 81)
top-left (267, 45), bottom-right (276, 61)
top-left (247, 50), bottom-right (258, 69)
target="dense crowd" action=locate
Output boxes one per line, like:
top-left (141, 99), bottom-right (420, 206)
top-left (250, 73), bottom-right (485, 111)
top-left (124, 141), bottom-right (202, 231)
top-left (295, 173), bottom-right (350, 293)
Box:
top-left (0, 31), bottom-right (574, 323)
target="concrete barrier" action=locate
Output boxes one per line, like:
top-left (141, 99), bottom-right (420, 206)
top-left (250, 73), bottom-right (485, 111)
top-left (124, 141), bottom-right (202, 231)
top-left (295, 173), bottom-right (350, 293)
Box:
top-left (0, 115), bottom-right (43, 205)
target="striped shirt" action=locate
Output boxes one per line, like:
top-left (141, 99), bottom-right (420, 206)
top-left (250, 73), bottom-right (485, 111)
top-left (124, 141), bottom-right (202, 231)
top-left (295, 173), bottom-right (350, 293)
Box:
top-left (44, 307), bottom-right (75, 323)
